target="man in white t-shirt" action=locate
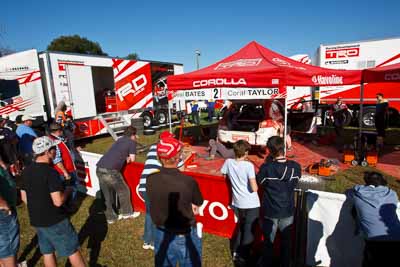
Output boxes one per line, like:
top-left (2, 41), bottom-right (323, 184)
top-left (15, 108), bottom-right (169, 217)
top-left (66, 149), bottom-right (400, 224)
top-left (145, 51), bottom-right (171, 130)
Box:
top-left (220, 140), bottom-right (259, 266)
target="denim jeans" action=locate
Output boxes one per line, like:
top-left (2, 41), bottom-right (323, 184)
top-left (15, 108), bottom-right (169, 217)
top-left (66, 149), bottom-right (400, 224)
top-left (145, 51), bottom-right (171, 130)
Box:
top-left (96, 167), bottom-right (133, 220)
top-left (260, 216), bottom-right (293, 267)
top-left (154, 227), bottom-right (202, 267)
top-left (0, 210), bottom-right (19, 258)
top-left (140, 191), bottom-right (156, 244)
top-left (35, 218), bottom-right (79, 257)
top-left (232, 207), bottom-right (259, 261)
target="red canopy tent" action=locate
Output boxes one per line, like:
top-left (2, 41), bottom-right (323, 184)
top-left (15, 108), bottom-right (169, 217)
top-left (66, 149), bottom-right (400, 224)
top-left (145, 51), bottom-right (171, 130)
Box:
top-left (356, 63), bottom-right (400, 141)
top-left (363, 62), bottom-right (400, 83)
top-left (168, 41), bottom-right (362, 91)
top-left (167, 41), bottom-right (362, 152)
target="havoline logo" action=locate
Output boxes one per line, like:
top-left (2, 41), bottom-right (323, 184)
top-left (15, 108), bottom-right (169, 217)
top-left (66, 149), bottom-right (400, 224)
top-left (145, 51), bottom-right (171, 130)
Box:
top-left (312, 75), bottom-right (343, 85)
top-left (193, 78), bottom-right (246, 88)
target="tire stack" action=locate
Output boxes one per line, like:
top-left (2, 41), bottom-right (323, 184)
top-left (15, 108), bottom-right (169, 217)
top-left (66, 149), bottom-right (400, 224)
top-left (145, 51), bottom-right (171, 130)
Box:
top-left (131, 118), bottom-right (144, 135)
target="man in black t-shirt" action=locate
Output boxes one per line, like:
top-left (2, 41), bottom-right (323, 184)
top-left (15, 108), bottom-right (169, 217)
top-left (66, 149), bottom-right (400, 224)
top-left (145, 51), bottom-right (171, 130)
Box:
top-left (20, 136), bottom-right (85, 267)
top-left (147, 137), bottom-right (204, 267)
top-left (256, 136), bottom-right (301, 267)
top-left (96, 126), bottom-right (139, 224)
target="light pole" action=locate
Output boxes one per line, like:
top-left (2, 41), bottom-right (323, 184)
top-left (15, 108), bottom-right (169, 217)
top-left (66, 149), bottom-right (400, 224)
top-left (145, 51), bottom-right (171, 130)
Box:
top-left (195, 49), bottom-right (201, 70)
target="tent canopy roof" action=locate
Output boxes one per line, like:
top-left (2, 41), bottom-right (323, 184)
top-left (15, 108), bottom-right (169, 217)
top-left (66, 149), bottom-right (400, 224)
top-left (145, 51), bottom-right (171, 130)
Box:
top-left (363, 62), bottom-right (400, 83)
top-left (168, 41), bottom-right (361, 90)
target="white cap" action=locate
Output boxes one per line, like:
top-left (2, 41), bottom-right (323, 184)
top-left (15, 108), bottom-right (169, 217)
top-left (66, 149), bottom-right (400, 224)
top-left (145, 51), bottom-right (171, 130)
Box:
top-left (22, 115), bottom-right (36, 121)
top-left (32, 136), bottom-right (60, 155)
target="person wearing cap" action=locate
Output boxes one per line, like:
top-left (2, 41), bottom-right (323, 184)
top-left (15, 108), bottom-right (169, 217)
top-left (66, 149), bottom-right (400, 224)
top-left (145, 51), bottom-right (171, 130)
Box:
top-left (20, 136), bottom-right (85, 267)
top-left (16, 115), bottom-right (38, 166)
top-left (96, 126), bottom-right (140, 224)
top-left (147, 136), bottom-right (204, 266)
top-left (138, 131), bottom-right (174, 250)
top-left (48, 123), bottom-right (78, 207)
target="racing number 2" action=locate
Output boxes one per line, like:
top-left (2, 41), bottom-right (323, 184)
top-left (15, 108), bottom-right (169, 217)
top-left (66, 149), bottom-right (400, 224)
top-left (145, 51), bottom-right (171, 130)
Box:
top-left (213, 88), bottom-right (219, 99)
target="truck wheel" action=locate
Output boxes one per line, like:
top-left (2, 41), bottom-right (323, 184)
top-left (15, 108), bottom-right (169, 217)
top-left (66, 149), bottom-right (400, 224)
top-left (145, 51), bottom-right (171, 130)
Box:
top-left (388, 108), bottom-right (400, 127)
top-left (351, 160), bottom-right (358, 166)
top-left (341, 110), bottom-right (352, 126)
top-left (157, 110), bottom-right (168, 125)
top-left (142, 112), bottom-right (153, 128)
top-left (143, 129), bottom-right (156, 136)
top-left (361, 107), bottom-right (376, 128)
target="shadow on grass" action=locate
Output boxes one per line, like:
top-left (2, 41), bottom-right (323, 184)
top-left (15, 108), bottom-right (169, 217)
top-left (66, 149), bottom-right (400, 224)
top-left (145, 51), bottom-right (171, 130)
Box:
top-left (66, 198), bottom-right (108, 267)
top-left (18, 234), bottom-right (41, 266)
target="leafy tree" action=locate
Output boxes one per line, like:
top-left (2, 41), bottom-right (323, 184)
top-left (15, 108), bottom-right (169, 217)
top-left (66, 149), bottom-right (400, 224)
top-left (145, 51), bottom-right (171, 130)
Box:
top-left (47, 34), bottom-right (107, 55)
top-left (125, 53), bottom-right (139, 60)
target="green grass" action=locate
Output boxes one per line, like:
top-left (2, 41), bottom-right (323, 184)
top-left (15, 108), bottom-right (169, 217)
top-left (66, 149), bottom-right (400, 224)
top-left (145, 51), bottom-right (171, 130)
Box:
top-left (16, 196), bottom-right (233, 267)
top-left (17, 124), bottom-right (399, 266)
top-left (327, 166), bottom-right (400, 195)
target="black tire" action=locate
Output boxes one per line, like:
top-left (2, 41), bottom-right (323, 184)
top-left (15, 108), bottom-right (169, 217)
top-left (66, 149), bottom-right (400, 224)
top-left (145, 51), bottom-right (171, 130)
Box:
top-left (361, 107), bottom-right (376, 128)
top-left (143, 129), bottom-right (156, 136)
top-left (388, 108), bottom-right (400, 127)
top-left (156, 110), bottom-right (168, 125)
top-left (142, 112), bottom-right (153, 128)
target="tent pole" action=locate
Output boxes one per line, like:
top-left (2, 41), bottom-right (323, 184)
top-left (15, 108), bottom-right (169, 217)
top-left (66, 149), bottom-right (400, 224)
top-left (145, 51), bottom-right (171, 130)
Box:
top-left (168, 102), bottom-right (172, 133)
top-left (284, 95), bottom-right (288, 156)
top-left (358, 83), bottom-right (365, 141)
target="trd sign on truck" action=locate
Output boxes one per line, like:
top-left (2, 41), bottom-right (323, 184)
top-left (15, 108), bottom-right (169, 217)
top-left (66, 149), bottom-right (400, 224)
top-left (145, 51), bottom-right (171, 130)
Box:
top-left (325, 46), bottom-right (360, 59)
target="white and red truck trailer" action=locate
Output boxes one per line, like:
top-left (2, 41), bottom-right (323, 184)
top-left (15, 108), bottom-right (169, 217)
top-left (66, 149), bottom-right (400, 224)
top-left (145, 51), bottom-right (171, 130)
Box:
top-left (0, 49), bottom-right (184, 139)
top-left (313, 37), bottom-right (400, 127)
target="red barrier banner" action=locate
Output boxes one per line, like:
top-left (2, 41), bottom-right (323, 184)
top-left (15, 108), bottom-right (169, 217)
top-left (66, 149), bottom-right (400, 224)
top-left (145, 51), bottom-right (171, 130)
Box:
top-left (123, 163), bottom-right (236, 238)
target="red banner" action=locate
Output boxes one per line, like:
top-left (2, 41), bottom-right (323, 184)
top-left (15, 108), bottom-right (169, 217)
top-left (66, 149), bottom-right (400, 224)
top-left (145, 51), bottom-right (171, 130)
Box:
top-left (123, 163), bottom-right (236, 238)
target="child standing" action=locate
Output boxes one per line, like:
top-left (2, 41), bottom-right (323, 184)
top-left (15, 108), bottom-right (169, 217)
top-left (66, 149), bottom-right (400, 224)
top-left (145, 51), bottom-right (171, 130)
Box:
top-left (221, 140), bottom-right (259, 265)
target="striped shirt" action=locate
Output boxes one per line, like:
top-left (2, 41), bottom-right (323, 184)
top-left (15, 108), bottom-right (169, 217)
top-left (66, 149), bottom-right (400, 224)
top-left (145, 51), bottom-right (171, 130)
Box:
top-left (138, 144), bottom-right (162, 192)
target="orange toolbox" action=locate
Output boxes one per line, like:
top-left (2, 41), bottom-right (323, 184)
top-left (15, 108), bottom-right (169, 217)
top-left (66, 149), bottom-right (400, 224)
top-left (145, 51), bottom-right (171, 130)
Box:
top-left (366, 152), bottom-right (378, 166)
top-left (343, 150), bottom-right (355, 164)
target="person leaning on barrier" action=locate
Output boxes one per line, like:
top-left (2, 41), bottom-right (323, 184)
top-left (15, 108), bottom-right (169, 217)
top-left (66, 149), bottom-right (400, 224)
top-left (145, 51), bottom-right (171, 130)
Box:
top-left (96, 126), bottom-right (140, 224)
top-left (256, 136), bottom-right (301, 267)
top-left (146, 136), bottom-right (204, 267)
top-left (348, 171), bottom-right (400, 267)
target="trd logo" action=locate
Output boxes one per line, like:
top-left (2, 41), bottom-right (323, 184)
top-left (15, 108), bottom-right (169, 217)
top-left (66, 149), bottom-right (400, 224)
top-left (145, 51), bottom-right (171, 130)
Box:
top-left (214, 58), bottom-right (262, 70)
top-left (326, 48), bottom-right (360, 59)
top-left (117, 74), bottom-right (147, 101)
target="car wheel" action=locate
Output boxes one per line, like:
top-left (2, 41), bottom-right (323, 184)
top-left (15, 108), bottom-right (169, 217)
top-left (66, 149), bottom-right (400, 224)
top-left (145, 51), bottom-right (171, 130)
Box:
top-left (361, 107), bottom-right (376, 128)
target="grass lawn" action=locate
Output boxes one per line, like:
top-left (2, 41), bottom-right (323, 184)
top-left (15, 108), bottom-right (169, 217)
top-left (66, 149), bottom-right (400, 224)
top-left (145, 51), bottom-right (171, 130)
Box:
top-left (16, 124), bottom-right (399, 266)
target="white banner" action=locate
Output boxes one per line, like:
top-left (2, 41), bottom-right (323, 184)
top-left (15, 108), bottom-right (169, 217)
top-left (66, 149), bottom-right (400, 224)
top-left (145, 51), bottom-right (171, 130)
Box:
top-left (174, 87), bottom-right (280, 100)
top-left (75, 151), bottom-right (101, 197)
top-left (306, 190), bottom-right (400, 267)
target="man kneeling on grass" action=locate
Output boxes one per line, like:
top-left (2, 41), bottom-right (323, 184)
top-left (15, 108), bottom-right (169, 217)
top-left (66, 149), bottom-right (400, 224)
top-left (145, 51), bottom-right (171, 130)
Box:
top-left (147, 137), bottom-right (204, 267)
top-left (20, 136), bottom-right (86, 267)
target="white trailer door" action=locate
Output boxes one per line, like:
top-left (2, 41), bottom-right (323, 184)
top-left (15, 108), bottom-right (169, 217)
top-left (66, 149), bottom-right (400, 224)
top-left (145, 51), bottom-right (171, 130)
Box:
top-left (66, 65), bottom-right (97, 119)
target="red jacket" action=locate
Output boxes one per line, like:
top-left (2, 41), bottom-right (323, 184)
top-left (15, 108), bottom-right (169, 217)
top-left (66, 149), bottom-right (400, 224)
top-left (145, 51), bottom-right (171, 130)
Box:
top-left (48, 134), bottom-right (76, 175)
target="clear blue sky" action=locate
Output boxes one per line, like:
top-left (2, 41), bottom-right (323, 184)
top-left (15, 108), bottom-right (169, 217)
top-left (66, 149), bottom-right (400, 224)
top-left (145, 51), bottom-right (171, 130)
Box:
top-left (1, 0), bottom-right (399, 72)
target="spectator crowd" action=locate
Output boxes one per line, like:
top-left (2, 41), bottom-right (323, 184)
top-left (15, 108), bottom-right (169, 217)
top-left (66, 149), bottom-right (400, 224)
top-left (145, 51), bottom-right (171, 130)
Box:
top-left (1, 107), bottom-right (399, 267)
